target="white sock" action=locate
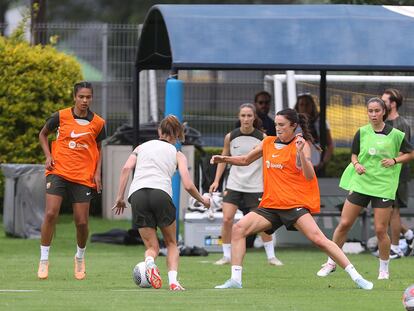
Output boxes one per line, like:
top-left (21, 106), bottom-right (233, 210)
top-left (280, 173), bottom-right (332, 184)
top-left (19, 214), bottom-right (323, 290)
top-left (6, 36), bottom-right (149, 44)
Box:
top-left (76, 245), bottom-right (86, 259)
top-left (390, 244), bottom-right (400, 253)
top-left (379, 259), bottom-right (390, 273)
top-left (168, 270), bottom-right (178, 285)
top-left (222, 244), bottom-right (231, 259)
top-left (263, 240), bottom-right (275, 259)
top-left (327, 257), bottom-right (336, 266)
top-left (40, 245), bottom-right (50, 261)
top-left (231, 265), bottom-right (242, 284)
top-left (145, 256), bottom-right (155, 266)
top-left (344, 264), bottom-right (361, 281)
top-left (404, 229), bottom-right (414, 240)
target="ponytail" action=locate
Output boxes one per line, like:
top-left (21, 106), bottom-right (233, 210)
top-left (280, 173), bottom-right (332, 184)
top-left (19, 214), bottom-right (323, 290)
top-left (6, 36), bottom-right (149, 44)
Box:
top-left (297, 113), bottom-right (322, 152)
top-left (276, 108), bottom-right (322, 152)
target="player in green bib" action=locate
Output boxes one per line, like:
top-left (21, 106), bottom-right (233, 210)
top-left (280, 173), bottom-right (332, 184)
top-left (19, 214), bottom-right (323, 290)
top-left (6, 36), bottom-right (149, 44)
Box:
top-left (317, 97), bottom-right (414, 281)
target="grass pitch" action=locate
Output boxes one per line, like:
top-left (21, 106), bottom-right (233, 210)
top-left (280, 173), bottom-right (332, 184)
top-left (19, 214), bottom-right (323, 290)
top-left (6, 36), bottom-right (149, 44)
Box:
top-left (0, 215), bottom-right (411, 311)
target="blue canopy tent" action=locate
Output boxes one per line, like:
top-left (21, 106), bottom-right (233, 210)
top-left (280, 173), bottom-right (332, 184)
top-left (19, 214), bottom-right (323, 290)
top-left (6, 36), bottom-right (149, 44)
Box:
top-left (135, 4), bottom-right (414, 143)
top-left (133, 4), bottom-right (414, 233)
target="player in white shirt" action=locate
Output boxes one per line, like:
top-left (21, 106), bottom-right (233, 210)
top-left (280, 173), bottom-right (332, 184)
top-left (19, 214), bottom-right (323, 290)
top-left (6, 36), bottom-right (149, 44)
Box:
top-left (113, 115), bottom-right (210, 291)
top-left (210, 103), bottom-right (282, 266)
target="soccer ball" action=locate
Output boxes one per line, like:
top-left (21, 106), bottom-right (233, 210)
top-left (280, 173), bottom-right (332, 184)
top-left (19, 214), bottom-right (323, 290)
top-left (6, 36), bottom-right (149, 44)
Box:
top-left (132, 262), bottom-right (151, 288)
top-left (403, 285), bottom-right (414, 310)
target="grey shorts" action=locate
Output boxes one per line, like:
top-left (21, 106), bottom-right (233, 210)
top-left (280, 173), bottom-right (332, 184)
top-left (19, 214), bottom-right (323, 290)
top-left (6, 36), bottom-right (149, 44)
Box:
top-left (129, 188), bottom-right (176, 229)
top-left (253, 207), bottom-right (309, 234)
top-left (394, 182), bottom-right (408, 208)
top-left (46, 174), bottom-right (94, 203)
top-left (347, 191), bottom-right (394, 209)
top-left (223, 189), bottom-right (263, 209)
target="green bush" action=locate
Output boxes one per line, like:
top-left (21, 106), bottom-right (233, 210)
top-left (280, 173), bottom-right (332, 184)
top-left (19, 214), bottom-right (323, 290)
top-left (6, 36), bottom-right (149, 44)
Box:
top-left (0, 27), bottom-right (83, 210)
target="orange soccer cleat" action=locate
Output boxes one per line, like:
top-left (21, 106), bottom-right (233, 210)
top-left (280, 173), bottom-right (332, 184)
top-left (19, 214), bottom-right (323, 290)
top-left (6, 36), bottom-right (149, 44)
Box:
top-left (74, 256), bottom-right (86, 280)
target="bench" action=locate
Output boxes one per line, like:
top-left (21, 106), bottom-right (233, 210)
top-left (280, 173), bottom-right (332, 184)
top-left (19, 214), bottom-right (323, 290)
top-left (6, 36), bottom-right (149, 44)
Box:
top-left (317, 178), bottom-right (414, 245)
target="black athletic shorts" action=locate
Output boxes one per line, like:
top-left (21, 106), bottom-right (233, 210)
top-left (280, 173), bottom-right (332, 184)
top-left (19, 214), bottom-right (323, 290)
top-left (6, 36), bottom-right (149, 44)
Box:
top-left (129, 188), bottom-right (176, 229)
top-left (46, 174), bottom-right (94, 203)
top-left (394, 182), bottom-right (408, 208)
top-left (223, 189), bottom-right (263, 209)
top-left (253, 207), bottom-right (309, 234)
top-left (347, 191), bottom-right (394, 209)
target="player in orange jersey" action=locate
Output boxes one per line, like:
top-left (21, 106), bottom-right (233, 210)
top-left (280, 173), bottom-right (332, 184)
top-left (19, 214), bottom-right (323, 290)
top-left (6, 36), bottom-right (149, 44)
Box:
top-left (37, 81), bottom-right (106, 280)
top-left (212, 108), bottom-right (372, 290)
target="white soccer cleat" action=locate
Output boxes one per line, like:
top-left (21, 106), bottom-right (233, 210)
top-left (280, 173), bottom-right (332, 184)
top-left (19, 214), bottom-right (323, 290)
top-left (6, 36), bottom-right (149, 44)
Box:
top-left (268, 257), bottom-right (283, 266)
top-left (378, 270), bottom-right (389, 280)
top-left (214, 279), bottom-right (242, 289)
top-left (354, 278), bottom-right (374, 290)
top-left (316, 262), bottom-right (336, 277)
top-left (214, 257), bottom-right (231, 265)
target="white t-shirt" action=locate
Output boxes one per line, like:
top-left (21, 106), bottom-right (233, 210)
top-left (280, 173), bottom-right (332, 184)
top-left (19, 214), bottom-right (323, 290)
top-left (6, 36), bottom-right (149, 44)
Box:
top-left (128, 140), bottom-right (177, 198)
top-left (226, 128), bottom-right (264, 193)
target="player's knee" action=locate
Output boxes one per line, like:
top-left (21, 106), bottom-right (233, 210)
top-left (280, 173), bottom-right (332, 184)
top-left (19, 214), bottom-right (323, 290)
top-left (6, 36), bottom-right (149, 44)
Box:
top-left (163, 235), bottom-right (177, 248)
top-left (75, 222), bottom-right (88, 232)
top-left (232, 222), bottom-right (246, 239)
top-left (375, 225), bottom-right (388, 239)
top-left (44, 211), bottom-right (59, 224)
top-left (310, 233), bottom-right (327, 249)
top-left (222, 216), bottom-right (234, 226)
top-left (337, 219), bottom-right (353, 232)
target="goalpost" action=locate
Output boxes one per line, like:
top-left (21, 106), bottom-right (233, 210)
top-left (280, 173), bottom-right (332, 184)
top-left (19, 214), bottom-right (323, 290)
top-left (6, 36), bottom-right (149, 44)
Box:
top-left (264, 72), bottom-right (414, 146)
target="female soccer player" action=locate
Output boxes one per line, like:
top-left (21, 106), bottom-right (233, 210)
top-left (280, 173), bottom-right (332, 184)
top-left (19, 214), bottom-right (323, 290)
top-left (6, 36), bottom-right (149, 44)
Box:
top-left (317, 97), bottom-right (414, 280)
top-left (210, 103), bottom-right (282, 266)
top-left (38, 81), bottom-right (106, 280)
top-left (212, 108), bottom-right (373, 290)
top-left (113, 115), bottom-right (210, 291)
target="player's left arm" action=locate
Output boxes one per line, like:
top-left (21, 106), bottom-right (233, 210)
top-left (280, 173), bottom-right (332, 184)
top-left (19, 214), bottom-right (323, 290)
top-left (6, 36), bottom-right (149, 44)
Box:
top-left (382, 136), bottom-right (414, 167)
top-left (94, 141), bottom-right (103, 193)
top-left (296, 136), bottom-right (315, 180)
top-left (94, 125), bottom-right (107, 193)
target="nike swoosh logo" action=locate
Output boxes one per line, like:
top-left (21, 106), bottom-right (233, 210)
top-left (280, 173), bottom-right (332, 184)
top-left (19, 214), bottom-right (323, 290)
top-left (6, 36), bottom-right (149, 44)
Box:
top-left (86, 192), bottom-right (91, 196)
top-left (70, 130), bottom-right (91, 138)
top-left (382, 199), bottom-right (390, 202)
top-left (296, 208), bottom-right (302, 211)
top-left (233, 146), bottom-right (240, 149)
top-left (271, 154), bottom-right (279, 158)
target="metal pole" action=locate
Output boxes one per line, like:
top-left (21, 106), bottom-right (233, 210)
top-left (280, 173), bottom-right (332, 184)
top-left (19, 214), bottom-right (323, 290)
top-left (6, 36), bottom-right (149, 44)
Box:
top-left (319, 70), bottom-right (327, 150)
top-left (101, 23), bottom-right (108, 131)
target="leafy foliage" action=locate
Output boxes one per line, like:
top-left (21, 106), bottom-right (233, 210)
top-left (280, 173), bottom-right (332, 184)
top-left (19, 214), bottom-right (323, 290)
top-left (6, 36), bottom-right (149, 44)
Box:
top-left (0, 21), bottom-right (82, 209)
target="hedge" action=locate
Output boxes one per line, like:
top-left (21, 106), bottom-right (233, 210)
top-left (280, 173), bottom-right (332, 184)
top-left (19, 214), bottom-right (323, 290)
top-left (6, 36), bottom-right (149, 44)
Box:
top-left (0, 27), bottom-right (83, 210)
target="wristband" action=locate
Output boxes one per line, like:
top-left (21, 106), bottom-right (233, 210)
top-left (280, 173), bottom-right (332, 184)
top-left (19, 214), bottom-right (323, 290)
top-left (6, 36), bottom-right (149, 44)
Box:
top-left (393, 158), bottom-right (397, 165)
top-left (352, 161), bottom-right (359, 167)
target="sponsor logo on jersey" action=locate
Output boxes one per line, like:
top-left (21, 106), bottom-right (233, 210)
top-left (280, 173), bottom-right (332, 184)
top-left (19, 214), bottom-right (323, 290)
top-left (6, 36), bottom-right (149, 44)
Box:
top-left (68, 140), bottom-right (89, 150)
top-left (265, 160), bottom-right (283, 169)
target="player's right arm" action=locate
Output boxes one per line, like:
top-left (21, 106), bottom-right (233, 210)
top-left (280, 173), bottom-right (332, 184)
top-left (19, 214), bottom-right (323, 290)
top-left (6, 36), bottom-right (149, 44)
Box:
top-left (112, 147), bottom-right (138, 215)
top-left (39, 112), bottom-right (59, 171)
top-left (210, 140), bottom-right (264, 166)
top-left (209, 133), bottom-right (231, 193)
top-left (39, 125), bottom-right (54, 171)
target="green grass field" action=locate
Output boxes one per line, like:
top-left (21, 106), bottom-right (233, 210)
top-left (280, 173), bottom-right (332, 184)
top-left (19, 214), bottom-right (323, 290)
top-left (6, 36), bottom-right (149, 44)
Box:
top-left (0, 215), bottom-right (411, 311)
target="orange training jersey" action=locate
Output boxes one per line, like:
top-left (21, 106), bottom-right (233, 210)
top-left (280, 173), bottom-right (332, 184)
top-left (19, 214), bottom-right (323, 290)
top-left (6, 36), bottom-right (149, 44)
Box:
top-left (259, 136), bottom-right (320, 214)
top-left (46, 107), bottom-right (105, 188)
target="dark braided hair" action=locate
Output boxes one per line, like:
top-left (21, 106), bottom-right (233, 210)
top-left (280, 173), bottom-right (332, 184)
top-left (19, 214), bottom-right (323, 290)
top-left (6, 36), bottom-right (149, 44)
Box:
top-left (276, 108), bottom-right (322, 152)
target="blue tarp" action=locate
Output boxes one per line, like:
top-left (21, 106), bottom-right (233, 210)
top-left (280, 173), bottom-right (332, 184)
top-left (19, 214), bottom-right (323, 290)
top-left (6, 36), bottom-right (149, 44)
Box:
top-left (136, 5), bottom-right (414, 71)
